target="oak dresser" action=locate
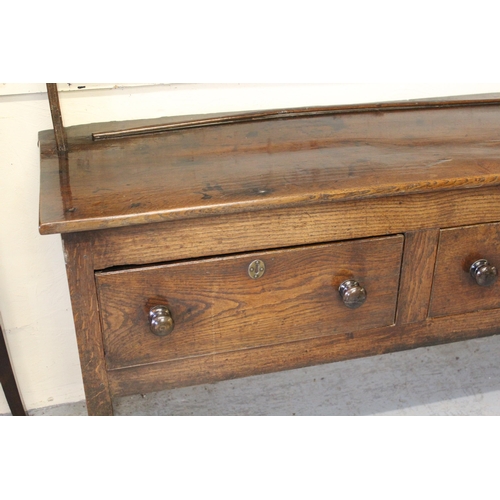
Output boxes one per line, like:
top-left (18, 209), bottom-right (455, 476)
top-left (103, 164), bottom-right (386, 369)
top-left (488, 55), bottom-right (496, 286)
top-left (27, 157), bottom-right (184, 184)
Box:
top-left (39, 92), bottom-right (500, 415)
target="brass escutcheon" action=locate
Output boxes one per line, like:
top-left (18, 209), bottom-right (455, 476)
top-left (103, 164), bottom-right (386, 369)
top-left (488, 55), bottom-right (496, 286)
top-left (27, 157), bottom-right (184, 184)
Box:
top-left (248, 259), bottom-right (266, 279)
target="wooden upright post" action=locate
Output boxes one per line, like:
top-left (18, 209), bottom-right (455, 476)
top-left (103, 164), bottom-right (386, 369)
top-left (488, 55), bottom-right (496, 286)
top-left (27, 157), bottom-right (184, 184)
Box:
top-left (46, 83), bottom-right (68, 155)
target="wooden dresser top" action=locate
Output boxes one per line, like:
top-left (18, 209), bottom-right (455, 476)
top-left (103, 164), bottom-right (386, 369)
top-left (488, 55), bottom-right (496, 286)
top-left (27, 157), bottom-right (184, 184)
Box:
top-left (39, 94), bottom-right (500, 235)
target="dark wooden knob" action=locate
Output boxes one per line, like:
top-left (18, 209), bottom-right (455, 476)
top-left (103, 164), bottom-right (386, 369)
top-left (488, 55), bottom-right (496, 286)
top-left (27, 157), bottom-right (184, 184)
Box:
top-left (470, 259), bottom-right (498, 287)
top-left (339, 280), bottom-right (367, 309)
top-left (149, 306), bottom-right (174, 336)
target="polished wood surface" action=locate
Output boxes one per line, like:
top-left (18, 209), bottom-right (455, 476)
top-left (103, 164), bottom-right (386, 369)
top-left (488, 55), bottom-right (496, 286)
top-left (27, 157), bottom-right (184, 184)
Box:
top-left (38, 95), bottom-right (500, 415)
top-left (46, 83), bottom-right (67, 155)
top-left (39, 102), bottom-right (500, 235)
top-left (107, 307), bottom-right (500, 399)
top-left (430, 222), bottom-right (500, 318)
top-left (96, 236), bottom-right (403, 370)
top-left (90, 93), bottom-right (500, 140)
top-left (88, 187), bottom-right (500, 270)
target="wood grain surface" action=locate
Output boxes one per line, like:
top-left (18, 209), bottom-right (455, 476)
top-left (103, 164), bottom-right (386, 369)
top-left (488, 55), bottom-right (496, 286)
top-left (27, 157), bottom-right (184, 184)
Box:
top-left (40, 97), bottom-right (500, 414)
top-left (39, 103), bottom-right (500, 235)
top-left (89, 93), bottom-right (500, 140)
top-left (397, 229), bottom-right (440, 324)
top-left (62, 233), bottom-right (113, 415)
top-left (107, 307), bottom-right (500, 398)
top-left (430, 222), bottom-right (500, 317)
top-left (96, 236), bottom-right (403, 370)
top-left (86, 186), bottom-right (500, 271)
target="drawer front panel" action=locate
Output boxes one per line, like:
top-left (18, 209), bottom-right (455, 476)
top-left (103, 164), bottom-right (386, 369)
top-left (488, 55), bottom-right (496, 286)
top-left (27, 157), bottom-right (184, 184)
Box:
top-left (97, 236), bottom-right (403, 370)
top-left (430, 222), bottom-right (500, 318)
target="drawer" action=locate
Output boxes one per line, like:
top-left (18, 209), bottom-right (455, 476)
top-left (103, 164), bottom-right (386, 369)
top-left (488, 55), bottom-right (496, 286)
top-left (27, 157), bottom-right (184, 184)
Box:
top-left (429, 222), bottom-right (500, 318)
top-left (96, 235), bottom-right (404, 370)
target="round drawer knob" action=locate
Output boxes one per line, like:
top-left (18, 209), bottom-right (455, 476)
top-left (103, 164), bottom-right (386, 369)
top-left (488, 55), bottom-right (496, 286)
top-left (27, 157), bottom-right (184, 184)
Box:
top-left (339, 280), bottom-right (367, 309)
top-left (470, 259), bottom-right (498, 287)
top-left (149, 306), bottom-right (174, 336)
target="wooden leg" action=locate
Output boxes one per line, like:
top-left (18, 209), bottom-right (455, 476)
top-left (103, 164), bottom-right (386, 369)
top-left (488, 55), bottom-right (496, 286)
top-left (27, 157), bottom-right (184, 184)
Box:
top-left (62, 233), bottom-right (114, 416)
top-left (0, 322), bottom-right (27, 416)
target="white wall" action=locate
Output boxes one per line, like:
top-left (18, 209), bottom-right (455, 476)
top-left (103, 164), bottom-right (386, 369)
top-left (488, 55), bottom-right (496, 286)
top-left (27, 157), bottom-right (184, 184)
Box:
top-left (1, 83), bottom-right (500, 414)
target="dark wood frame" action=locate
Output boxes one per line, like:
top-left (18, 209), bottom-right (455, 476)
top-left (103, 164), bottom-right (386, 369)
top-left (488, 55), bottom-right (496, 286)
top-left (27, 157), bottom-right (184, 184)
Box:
top-left (0, 313), bottom-right (27, 416)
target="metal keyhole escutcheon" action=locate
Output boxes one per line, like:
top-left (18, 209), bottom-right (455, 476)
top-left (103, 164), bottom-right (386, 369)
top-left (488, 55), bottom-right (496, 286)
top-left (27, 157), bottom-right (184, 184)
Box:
top-left (248, 260), bottom-right (266, 279)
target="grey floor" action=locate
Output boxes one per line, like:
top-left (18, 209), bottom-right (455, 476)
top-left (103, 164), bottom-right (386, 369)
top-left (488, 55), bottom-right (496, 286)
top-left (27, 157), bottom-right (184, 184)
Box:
top-left (12, 334), bottom-right (499, 416)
